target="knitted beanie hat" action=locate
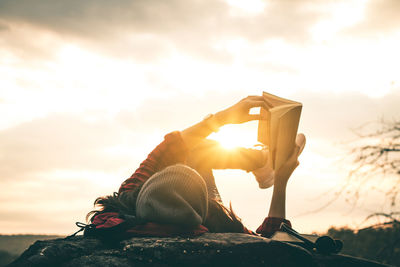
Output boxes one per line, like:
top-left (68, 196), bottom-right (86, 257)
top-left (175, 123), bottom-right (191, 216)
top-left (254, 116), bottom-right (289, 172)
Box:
top-left (135, 164), bottom-right (208, 227)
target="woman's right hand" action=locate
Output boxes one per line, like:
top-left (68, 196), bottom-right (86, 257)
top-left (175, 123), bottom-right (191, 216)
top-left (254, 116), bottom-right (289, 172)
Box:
top-left (181, 95), bottom-right (272, 151)
top-left (215, 95), bottom-right (272, 126)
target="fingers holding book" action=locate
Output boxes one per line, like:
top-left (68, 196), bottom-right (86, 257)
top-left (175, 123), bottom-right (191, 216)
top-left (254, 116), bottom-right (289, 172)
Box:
top-left (245, 95), bottom-right (273, 109)
top-left (252, 134), bottom-right (305, 189)
top-left (215, 95), bottom-right (273, 125)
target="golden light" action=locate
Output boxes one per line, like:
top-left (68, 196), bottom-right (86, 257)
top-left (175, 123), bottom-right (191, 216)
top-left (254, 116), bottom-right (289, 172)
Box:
top-left (209, 122), bottom-right (260, 150)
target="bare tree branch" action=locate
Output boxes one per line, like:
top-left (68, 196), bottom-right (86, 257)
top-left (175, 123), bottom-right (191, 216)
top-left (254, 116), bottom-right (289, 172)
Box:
top-left (342, 119), bottom-right (400, 223)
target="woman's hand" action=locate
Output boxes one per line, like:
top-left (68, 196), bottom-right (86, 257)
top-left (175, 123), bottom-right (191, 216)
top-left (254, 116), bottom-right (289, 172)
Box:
top-left (215, 95), bottom-right (272, 126)
top-left (252, 148), bottom-right (275, 189)
top-left (181, 95), bottom-right (272, 150)
top-left (274, 133), bottom-right (306, 186)
top-left (253, 133), bottom-right (306, 189)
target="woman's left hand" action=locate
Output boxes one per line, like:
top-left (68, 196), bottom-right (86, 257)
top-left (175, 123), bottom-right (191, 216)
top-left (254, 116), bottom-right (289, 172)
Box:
top-left (252, 148), bottom-right (275, 189)
top-left (274, 133), bottom-right (306, 186)
top-left (215, 95), bottom-right (272, 126)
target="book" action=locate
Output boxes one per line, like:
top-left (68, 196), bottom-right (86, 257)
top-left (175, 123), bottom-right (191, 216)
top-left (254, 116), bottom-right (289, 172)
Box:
top-left (270, 231), bottom-right (319, 244)
top-left (257, 91), bottom-right (302, 171)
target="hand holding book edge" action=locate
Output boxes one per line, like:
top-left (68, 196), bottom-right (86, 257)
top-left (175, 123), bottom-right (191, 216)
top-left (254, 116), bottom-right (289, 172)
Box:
top-left (296, 133), bottom-right (306, 155)
top-left (215, 95), bottom-right (273, 125)
top-left (254, 133), bottom-right (306, 189)
top-left (274, 133), bottom-right (306, 186)
top-left (252, 148), bottom-right (275, 189)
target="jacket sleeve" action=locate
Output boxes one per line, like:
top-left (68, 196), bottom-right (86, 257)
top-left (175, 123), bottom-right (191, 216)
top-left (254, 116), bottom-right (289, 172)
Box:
top-left (118, 131), bottom-right (188, 194)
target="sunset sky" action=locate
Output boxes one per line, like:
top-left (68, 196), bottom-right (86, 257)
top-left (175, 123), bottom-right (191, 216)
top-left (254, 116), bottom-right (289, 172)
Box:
top-left (1, 0), bottom-right (400, 235)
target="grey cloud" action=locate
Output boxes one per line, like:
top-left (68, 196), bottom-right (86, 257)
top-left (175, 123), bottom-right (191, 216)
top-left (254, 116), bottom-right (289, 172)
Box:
top-left (0, 0), bottom-right (323, 62)
top-left (0, 0), bottom-right (230, 60)
top-left (0, 22), bottom-right (9, 31)
top-left (0, 0), bottom-right (316, 39)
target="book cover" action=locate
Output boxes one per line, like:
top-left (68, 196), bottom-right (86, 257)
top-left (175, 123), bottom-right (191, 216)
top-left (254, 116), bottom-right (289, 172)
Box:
top-left (257, 92), bottom-right (302, 171)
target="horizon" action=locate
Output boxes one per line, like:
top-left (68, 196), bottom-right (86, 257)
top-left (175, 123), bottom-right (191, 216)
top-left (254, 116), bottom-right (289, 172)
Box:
top-left (1, 0), bottom-right (400, 235)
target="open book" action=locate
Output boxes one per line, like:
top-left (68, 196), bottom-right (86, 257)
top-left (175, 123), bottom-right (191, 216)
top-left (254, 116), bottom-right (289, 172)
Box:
top-left (257, 91), bottom-right (302, 171)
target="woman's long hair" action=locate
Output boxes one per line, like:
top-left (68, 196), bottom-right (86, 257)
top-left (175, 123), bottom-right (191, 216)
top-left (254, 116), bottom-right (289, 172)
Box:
top-left (204, 199), bottom-right (245, 233)
top-left (87, 190), bottom-right (245, 233)
top-left (86, 186), bottom-right (142, 223)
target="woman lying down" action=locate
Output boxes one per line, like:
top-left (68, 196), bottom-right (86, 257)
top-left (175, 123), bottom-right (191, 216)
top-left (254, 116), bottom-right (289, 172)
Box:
top-left (85, 95), bottom-right (306, 240)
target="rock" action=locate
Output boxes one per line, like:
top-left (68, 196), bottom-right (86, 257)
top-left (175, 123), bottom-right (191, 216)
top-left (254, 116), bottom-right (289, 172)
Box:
top-left (8, 233), bottom-right (390, 267)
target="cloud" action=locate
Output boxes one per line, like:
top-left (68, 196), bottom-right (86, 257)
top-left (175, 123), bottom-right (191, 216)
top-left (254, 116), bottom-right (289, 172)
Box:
top-left (0, 0), bottom-right (320, 40)
top-left (2, 89), bottom-right (399, 183)
top-left (343, 0), bottom-right (400, 37)
top-left (0, 91), bottom-right (240, 182)
top-left (117, 90), bottom-right (246, 130)
top-left (0, 113), bottom-right (135, 181)
top-left (0, 0), bottom-right (324, 62)
top-left (296, 89), bottom-right (400, 141)
top-left (0, 24), bottom-right (62, 62)
top-left (0, 22), bottom-right (9, 31)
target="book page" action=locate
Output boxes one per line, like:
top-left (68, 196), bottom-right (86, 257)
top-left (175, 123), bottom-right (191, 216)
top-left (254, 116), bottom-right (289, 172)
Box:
top-left (269, 105), bottom-right (295, 169)
top-left (257, 107), bottom-right (270, 145)
top-left (258, 92), bottom-right (301, 146)
top-left (262, 91), bottom-right (300, 106)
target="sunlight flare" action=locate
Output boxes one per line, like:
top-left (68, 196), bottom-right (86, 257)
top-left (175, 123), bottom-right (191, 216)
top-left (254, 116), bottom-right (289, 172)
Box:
top-left (209, 123), bottom-right (260, 150)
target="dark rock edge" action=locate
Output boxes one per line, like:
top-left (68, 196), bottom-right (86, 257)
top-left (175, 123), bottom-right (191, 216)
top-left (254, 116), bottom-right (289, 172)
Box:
top-left (8, 233), bottom-right (391, 267)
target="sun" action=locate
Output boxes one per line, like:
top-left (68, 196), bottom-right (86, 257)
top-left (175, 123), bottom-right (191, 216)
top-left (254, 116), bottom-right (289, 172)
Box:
top-left (208, 123), bottom-right (260, 150)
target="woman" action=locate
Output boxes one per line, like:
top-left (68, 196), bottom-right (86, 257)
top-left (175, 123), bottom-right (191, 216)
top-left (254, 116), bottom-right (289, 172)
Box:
top-left (86, 95), bottom-right (305, 239)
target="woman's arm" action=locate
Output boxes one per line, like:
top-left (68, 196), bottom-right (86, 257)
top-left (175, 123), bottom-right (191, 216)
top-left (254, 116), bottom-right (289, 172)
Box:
top-left (256, 133), bottom-right (306, 237)
top-left (119, 95), bottom-right (271, 194)
top-left (187, 139), bottom-right (266, 201)
top-left (180, 95), bottom-right (271, 150)
top-left (187, 139), bottom-right (266, 171)
top-left (118, 131), bottom-right (188, 194)
top-left (267, 133), bottom-right (305, 218)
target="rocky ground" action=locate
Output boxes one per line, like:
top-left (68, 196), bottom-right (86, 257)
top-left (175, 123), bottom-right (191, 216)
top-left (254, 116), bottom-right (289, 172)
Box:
top-left (8, 233), bottom-right (391, 267)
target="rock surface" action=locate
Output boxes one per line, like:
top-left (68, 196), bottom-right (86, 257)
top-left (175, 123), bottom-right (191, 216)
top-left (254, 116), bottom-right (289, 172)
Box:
top-left (9, 233), bottom-right (390, 267)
